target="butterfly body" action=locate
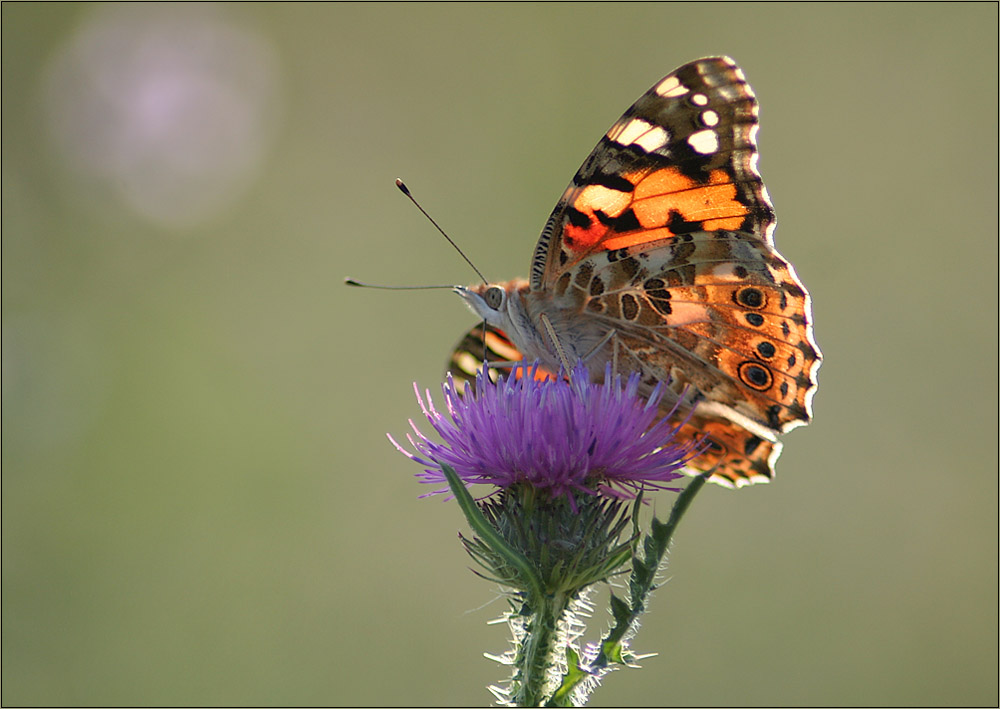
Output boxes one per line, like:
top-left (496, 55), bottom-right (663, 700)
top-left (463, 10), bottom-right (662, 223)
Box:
top-left (449, 57), bottom-right (821, 488)
top-left (457, 279), bottom-right (615, 375)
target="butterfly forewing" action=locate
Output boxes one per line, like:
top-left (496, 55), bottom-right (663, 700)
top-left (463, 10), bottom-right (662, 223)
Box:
top-left (531, 57), bottom-right (775, 292)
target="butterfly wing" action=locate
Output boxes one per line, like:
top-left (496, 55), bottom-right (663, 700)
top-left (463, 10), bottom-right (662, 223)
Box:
top-left (530, 56), bottom-right (775, 290)
top-left (447, 323), bottom-right (782, 487)
top-left (447, 323), bottom-right (526, 392)
top-left (524, 56), bottom-right (820, 484)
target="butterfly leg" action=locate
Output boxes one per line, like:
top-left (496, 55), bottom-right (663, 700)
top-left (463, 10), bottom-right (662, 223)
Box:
top-left (539, 312), bottom-right (573, 373)
top-left (577, 328), bottom-right (621, 378)
top-left (612, 331), bottom-right (620, 379)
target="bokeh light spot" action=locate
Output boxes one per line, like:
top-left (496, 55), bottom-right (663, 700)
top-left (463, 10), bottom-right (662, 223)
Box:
top-left (42, 4), bottom-right (281, 230)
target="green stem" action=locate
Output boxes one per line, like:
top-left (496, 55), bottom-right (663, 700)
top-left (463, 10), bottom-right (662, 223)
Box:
top-left (594, 472), bottom-right (709, 669)
top-left (655, 472), bottom-right (709, 550)
top-left (515, 591), bottom-right (569, 707)
top-left (440, 465), bottom-right (579, 705)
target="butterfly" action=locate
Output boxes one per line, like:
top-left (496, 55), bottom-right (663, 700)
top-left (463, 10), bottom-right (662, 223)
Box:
top-left (447, 56), bottom-right (821, 488)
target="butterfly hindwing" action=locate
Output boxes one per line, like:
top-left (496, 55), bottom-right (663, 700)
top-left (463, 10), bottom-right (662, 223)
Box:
top-left (448, 323), bottom-right (521, 386)
top-left (447, 324), bottom-right (782, 488)
top-left (550, 230), bottom-right (819, 435)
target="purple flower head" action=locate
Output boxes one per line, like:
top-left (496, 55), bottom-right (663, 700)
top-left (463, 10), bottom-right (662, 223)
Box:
top-left (390, 361), bottom-right (701, 501)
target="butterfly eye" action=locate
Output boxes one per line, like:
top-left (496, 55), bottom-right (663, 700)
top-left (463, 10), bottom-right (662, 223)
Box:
top-left (484, 286), bottom-right (505, 310)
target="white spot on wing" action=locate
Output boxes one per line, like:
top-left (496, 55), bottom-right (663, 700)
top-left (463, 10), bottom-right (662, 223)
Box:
top-left (711, 263), bottom-right (741, 279)
top-left (633, 124), bottom-right (670, 152)
top-left (664, 302), bottom-right (711, 327)
top-left (717, 84), bottom-right (742, 102)
top-left (701, 110), bottom-right (719, 127)
top-left (655, 76), bottom-right (688, 97)
top-left (612, 118), bottom-right (670, 153)
top-left (691, 93), bottom-right (709, 106)
top-left (687, 129), bottom-right (719, 154)
top-left (614, 118), bottom-right (653, 145)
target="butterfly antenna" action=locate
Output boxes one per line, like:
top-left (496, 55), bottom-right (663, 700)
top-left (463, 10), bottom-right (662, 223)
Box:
top-left (344, 278), bottom-right (457, 290)
top-left (395, 178), bottom-right (488, 285)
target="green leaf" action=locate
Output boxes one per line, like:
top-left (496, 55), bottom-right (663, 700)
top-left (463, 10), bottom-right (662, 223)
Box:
top-left (592, 473), bottom-right (710, 670)
top-left (439, 463), bottom-right (545, 601)
top-left (631, 561), bottom-right (654, 591)
top-left (601, 637), bottom-right (626, 665)
top-left (546, 646), bottom-right (588, 707)
top-left (609, 592), bottom-right (630, 625)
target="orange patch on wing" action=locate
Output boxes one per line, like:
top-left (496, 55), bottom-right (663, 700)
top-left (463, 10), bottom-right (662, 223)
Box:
top-left (563, 220), bottom-right (611, 252)
top-left (600, 227), bottom-right (677, 251)
top-left (511, 364), bottom-right (558, 383)
top-left (632, 167), bottom-right (748, 228)
top-left (563, 167), bottom-right (748, 255)
top-left (701, 215), bottom-right (748, 231)
top-left (633, 167), bottom-right (732, 199)
top-left (672, 416), bottom-right (776, 486)
top-left (482, 330), bottom-right (524, 363)
top-left (562, 184), bottom-right (634, 253)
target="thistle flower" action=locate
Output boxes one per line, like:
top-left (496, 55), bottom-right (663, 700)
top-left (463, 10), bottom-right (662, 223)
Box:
top-left (389, 361), bottom-right (711, 707)
top-left (390, 361), bottom-right (699, 502)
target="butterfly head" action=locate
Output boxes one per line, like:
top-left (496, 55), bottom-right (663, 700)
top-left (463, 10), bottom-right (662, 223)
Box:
top-left (453, 280), bottom-right (526, 329)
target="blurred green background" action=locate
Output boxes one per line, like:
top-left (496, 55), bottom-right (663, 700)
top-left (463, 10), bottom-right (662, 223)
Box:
top-left (3, 3), bottom-right (997, 706)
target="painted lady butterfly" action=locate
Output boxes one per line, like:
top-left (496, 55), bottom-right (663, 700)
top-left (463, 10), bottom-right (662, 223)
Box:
top-left (448, 56), bottom-right (821, 488)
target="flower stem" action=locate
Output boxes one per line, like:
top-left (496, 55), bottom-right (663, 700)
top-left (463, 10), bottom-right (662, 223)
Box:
top-left (441, 463), bottom-right (576, 706)
top-left (515, 591), bottom-right (569, 707)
